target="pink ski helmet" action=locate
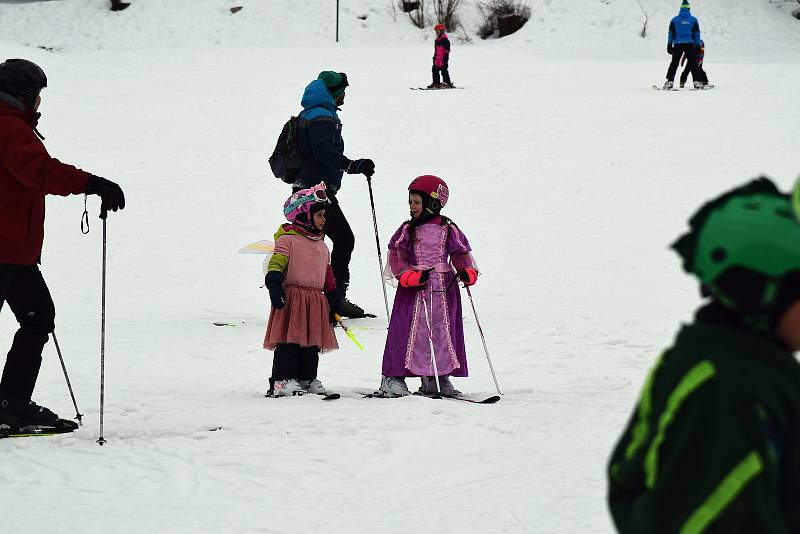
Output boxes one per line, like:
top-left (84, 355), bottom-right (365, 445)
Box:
top-left (283, 182), bottom-right (329, 228)
top-left (408, 175), bottom-right (449, 215)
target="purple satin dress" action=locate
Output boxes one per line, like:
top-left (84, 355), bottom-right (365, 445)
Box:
top-left (381, 220), bottom-right (476, 378)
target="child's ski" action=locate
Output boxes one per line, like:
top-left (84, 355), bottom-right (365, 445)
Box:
top-left (213, 321), bottom-right (245, 327)
top-left (413, 391), bottom-right (501, 404)
top-left (264, 392), bottom-right (340, 400)
top-left (690, 84), bottom-right (715, 90)
top-left (361, 391), bottom-right (499, 403)
top-left (0, 418), bottom-right (79, 439)
top-left (410, 86), bottom-right (464, 91)
top-left (652, 85), bottom-right (679, 91)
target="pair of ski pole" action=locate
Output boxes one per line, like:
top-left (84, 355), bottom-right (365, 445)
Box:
top-left (364, 177), bottom-right (501, 396)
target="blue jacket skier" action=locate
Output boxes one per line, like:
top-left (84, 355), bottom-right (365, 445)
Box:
top-left (662, 1), bottom-right (705, 89)
top-left (291, 72), bottom-right (376, 318)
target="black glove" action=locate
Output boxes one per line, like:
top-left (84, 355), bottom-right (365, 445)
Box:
top-left (667, 44), bottom-right (674, 55)
top-left (325, 287), bottom-right (344, 322)
top-left (346, 158), bottom-right (375, 178)
top-left (264, 271), bottom-right (286, 310)
top-left (695, 44), bottom-right (701, 53)
top-left (85, 175), bottom-right (125, 214)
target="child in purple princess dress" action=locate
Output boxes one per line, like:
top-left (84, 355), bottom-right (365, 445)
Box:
top-left (377, 175), bottom-right (479, 397)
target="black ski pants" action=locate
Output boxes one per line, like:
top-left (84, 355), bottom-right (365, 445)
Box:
top-left (322, 192), bottom-right (355, 294)
top-left (680, 62), bottom-right (709, 85)
top-left (432, 65), bottom-right (451, 85)
top-left (0, 264), bottom-right (56, 401)
top-left (666, 43), bottom-right (701, 83)
top-left (269, 343), bottom-right (320, 390)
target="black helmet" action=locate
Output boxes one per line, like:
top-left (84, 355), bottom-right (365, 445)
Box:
top-left (0, 59), bottom-right (48, 108)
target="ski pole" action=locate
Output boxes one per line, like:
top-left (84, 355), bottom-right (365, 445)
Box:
top-left (465, 286), bottom-right (501, 395)
top-left (97, 206), bottom-right (108, 446)
top-left (334, 313), bottom-right (365, 350)
top-left (421, 288), bottom-right (441, 394)
top-left (51, 331), bottom-right (83, 425)
top-left (366, 176), bottom-right (391, 322)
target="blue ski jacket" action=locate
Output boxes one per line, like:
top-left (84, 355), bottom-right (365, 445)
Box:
top-left (668, 7), bottom-right (700, 46)
top-left (293, 79), bottom-right (350, 192)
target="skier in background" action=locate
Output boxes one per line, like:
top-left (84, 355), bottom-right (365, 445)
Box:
top-left (263, 183), bottom-right (343, 397)
top-left (428, 24), bottom-right (453, 89)
top-left (662, 1), bottom-right (703, 90)
top-left (679, 39), bottom-right (709, 88)
top-left (292, 71), bottom-right (376, 319)
top-left (608, 177), bottom-right (800, 533)
top-left (0, 59), bottom-right (125, 428)
top-left (376, 175), bottom-right (479, 397)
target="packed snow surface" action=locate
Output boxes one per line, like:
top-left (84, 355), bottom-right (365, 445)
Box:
top-left (1, 1), bottom-right (799, 533)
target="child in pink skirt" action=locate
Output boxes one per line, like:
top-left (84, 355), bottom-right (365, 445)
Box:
top-left (263, 182), bottom-right (343, 396)
top-left (377, 175), bottom-right (479, 397)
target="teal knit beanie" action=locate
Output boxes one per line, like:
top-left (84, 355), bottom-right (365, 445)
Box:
top-left (318, 71), bottom-right (349, 98)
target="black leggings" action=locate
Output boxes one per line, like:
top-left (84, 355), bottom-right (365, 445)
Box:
top-left (0, 264), bottom-right (56, 401)
top-left (269, 343), bottom-right (320, 390)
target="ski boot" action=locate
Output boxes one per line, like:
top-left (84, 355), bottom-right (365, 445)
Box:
top-left (339, 299), bottom-right (375, 319)
top-left (662, 80), bottom-right (674, 90)
top-left (378, 376), bottom-right (411, 397)
top-left (0, 396), bottom-right (59, 429)
top-left (271, 379), bottom-right (305, 397)
top-left (299, 379), bottom-right (327, 395)
top-left (419, 375), bottom-right (462, 397)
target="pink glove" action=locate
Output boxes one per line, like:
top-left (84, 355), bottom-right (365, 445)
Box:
top-left (458, 268), bottom-right (478, 286)
top-left (399, 269), bottom-right (432, 288)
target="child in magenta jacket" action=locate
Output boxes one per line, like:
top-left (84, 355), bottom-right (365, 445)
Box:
top-left (377, 175), bottom-right (479, 397)
top-left (428, 24), bottom-right (453, 88)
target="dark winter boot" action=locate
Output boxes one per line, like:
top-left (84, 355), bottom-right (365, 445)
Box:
top-left (0, 396), bottom-right (58, 428)
top-left (340, 299), bottom-right (377, 318)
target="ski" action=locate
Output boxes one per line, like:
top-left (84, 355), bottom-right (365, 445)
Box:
top-left (213, 321), bottom-right (245, 327)
top-left (410, 86), bottom-right (464, 91)
top-left (0, 418), bottom-right (79, 439)
top-left (264, 392), bottom-right (340, 400)
top-left (690, 84), bottom-right (715, 90)
top-left (413, 391), bottom-right (501, 404)
top-left (361, 390), bottom-right (499, 403)
top-left (652, 85), bottom-right (679, 91)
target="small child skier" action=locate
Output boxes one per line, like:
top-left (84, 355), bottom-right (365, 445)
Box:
top-left (377, 175), bottom-right (479, 397)
top-left (679, 39), bottom-right (709, 88)
top-left (263, 182), bottom-right (344, 396)
top-left (428, 23), bottom-right (453, 89)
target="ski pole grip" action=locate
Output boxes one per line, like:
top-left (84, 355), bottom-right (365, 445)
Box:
top-left (100, 205), bottom-right (108, 220)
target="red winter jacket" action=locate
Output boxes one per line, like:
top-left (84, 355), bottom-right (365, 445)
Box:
top-left (0, 99), bottom-right (90, 265)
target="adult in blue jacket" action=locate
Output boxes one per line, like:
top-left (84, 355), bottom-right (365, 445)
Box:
top-left (662, 1), bottom-right (704, 90)
top-left (293, 71), bottom-right (375, 318)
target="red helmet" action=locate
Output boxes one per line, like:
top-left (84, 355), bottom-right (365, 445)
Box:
top-left (434, 23), bottom-right (446, 32)
top-left (408, 175), bottom-right (449, 214)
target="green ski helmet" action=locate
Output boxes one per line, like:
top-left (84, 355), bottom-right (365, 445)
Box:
top-left (672, 176), bottom-right (800, 327)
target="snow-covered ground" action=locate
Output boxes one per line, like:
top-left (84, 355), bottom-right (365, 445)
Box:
top-left (1, 1), bottom-right (799, 533)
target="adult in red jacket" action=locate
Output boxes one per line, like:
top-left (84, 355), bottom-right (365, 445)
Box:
top-left (0, 58), bottom-right (125, 429)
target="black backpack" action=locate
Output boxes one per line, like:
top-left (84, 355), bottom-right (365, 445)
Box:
top-left (269, 116), bottom-right (306, 183)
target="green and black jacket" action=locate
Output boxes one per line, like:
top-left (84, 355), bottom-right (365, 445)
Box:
top-left (608, 305), bottom-right (800, 533)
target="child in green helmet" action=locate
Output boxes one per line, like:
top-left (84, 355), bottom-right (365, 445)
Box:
top-left (607, 177), bottom-right (800, 533)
